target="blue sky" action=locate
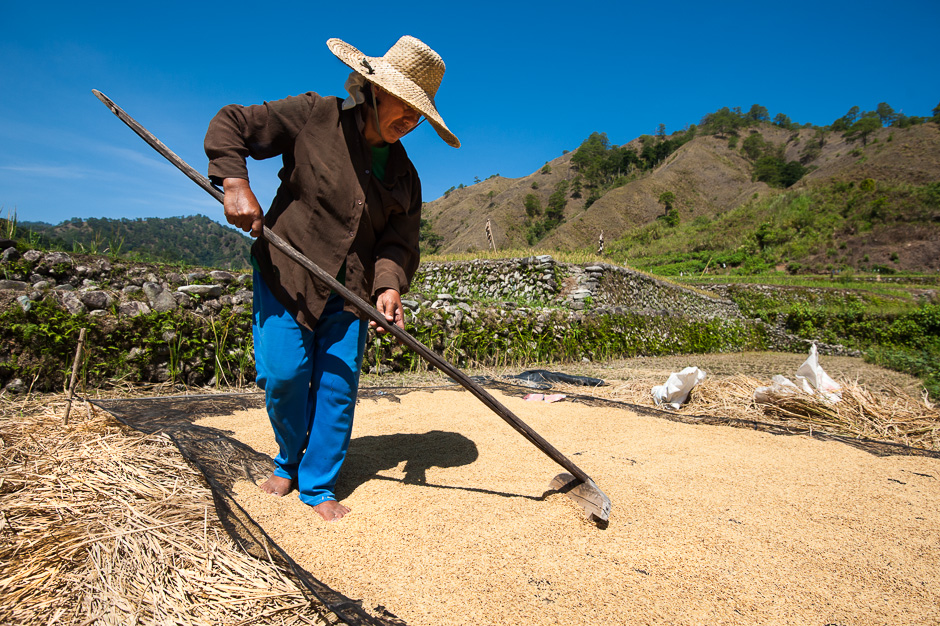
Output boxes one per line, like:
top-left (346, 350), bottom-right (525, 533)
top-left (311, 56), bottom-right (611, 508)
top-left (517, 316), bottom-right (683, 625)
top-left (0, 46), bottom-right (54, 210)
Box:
top-left (2, 0), bottom-right (938, 231)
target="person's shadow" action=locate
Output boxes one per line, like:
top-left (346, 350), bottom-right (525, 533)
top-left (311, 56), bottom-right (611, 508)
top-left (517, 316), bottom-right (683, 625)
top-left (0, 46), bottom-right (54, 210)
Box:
top-left (337, 430), bottom-right (477, 499)
top-left (337, 430), bottom-right (541, 502)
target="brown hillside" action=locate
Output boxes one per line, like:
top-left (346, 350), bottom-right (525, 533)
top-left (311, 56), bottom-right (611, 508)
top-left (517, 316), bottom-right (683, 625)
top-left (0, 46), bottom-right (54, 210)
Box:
top-left (798, 123), bottom-right (940, 186)
top-left (543, 136), bottom-right (768, 251)
top-left (426, 153), bottom-right (580, 253)
top-left (423, 122), bottom-right (940, 256)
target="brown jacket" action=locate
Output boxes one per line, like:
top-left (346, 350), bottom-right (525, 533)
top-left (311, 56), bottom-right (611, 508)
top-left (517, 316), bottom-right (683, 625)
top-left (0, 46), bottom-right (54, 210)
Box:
top-left (205, 92), bottom-right (422, 330)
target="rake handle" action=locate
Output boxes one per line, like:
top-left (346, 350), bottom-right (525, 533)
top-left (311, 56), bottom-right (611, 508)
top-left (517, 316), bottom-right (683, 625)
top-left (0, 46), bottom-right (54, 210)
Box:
top-left (262, 227), bottom-right (592, 484)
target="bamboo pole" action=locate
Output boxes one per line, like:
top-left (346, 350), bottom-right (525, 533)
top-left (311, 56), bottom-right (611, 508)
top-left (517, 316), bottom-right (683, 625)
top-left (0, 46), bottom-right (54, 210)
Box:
top-left (64, 328), bottom-right (86, 425)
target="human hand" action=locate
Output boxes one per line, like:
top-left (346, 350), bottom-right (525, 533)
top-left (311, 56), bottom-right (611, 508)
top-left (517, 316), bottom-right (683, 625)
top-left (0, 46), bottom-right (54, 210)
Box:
top-left (223, 178), bottom-right (264, 237)
top-left (371, 288), bottom-right (404, 334)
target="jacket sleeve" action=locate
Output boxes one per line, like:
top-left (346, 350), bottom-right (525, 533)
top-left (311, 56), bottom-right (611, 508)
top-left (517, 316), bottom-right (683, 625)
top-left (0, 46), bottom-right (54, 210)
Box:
top-left (204, 93), bottom-right (316, 184)
top-left (372, 175), bottom-right (422, 297)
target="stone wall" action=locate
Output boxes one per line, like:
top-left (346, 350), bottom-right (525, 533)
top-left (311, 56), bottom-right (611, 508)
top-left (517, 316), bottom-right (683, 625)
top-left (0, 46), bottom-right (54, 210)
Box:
top-left (411, 256), bottom-right (741, 319)
top-left (2, 245), bottom-right (742, 322)
top-left (1, 247), bottom-right (252, 319)
top-left (404, 258), bottom-right (848, 360)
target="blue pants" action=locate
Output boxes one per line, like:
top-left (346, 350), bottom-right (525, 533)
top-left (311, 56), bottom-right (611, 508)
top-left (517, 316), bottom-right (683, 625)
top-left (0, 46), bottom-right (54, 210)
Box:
top-left (252, 270), bottom-right (367, 506)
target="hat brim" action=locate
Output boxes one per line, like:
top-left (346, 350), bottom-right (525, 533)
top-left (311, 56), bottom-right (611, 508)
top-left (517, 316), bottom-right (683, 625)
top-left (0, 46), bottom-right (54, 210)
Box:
top-left (327, 38), bottom-right (460, 148)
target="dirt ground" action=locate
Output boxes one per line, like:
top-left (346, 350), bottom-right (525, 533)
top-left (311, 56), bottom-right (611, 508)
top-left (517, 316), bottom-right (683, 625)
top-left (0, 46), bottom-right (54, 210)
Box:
top-left (192, 352), bottom-right (939, 626)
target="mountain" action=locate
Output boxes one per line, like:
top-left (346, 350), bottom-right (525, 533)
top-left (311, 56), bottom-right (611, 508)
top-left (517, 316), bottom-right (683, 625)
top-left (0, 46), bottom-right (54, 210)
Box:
top-left (16, 215), bottom-right (252, 269)
top-left (422, 112), bottom-right (940, 274)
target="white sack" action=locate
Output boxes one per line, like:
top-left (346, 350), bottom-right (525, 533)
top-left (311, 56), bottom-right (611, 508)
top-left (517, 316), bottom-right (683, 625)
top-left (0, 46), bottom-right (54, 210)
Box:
top-left (753, 345), bottom-right (842, 404)
top-left (795, 344), bottom-right (842, 402)
top-left (652, 366), bottom-right (706, 409)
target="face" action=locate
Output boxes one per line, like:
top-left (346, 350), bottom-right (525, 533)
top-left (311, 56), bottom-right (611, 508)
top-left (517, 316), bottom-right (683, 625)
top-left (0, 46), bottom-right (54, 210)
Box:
top-left (372, 87), bottom-right (423, 144)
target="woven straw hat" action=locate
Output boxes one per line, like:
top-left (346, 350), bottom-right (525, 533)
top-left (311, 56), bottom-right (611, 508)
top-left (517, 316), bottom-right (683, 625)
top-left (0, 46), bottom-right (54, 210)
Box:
top-left (327, 36), bottom-right (459, 148)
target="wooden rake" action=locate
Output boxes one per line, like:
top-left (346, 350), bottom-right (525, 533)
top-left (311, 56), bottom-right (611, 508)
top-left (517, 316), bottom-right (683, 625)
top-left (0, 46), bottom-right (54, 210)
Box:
top-left (92, 89), bottom-right (612, 524)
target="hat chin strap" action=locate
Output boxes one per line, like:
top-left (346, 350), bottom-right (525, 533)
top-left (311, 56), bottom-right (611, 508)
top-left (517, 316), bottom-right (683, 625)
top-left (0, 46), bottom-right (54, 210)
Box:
top-left (370, 88), bottom-right (388, 146)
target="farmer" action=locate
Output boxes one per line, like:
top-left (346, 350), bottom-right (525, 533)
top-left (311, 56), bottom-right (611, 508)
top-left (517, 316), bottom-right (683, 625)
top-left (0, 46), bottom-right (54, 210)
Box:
top-left (204, 36), bottom-right (459, 522)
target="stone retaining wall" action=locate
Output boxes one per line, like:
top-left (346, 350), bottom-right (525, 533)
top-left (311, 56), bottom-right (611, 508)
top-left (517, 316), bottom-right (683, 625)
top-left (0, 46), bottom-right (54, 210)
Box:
top-left (2, 248), bottom-right (252, 318)
top-left (412, 256), bottom-right (741, 319)
top-left (2, 247), bottom-right (743, 321)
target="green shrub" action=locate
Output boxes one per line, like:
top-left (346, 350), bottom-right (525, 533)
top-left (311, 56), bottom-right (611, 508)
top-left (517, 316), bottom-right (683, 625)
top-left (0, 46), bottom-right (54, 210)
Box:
top-left (366, 306), bottom-right (766, 371)
top-left (0, 299), bottom-right (255, 391)
top-left (523, 194), bottom-right (541, 218)
top-left (660, 208), bottom-right (680, 227)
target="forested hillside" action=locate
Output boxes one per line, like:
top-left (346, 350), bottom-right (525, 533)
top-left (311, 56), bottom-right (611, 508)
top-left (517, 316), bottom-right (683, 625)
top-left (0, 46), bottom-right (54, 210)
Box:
top-left (422, 101), bottom-right (940, 274)
top-left (14, 215), bottom-right (252, 269)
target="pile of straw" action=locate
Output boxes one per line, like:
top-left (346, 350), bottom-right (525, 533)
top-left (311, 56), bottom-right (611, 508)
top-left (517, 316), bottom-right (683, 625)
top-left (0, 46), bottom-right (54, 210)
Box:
top-left (0, 395), bottom-right (332, 625)
top-left (557, 374), bottom-right (940, 451)
top-left (747, 379), bottom-right (939, 450)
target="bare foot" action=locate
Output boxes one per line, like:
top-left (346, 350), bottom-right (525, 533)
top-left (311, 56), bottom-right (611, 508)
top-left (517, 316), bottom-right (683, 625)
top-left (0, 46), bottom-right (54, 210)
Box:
top-left (313, 499), bottom-right (351, 522)
top-left (260, 474), bottom-right (293, 497)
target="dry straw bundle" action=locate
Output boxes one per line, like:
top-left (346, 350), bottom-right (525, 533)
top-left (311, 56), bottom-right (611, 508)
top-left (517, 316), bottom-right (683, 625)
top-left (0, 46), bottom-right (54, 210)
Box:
top-left (0, 395), bottom-right (333, 625)
top-left (748, 379), bottom-right (940, 450)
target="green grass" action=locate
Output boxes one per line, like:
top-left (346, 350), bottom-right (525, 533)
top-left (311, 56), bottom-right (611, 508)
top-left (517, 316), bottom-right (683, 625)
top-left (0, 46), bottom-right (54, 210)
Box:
top-left (683, 273), bottom-right (937, 289)
top-left (680, 275), bottom-right (932, 309)
top-left (603, 180), bottom-right (940, 276)
top-left (711, 283), bottom-right (940, 398)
